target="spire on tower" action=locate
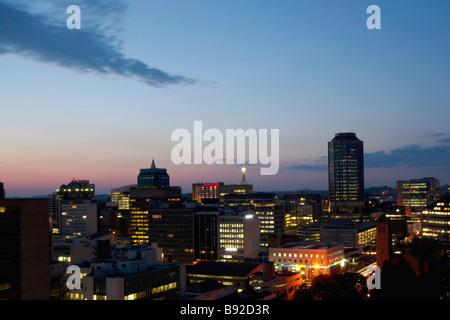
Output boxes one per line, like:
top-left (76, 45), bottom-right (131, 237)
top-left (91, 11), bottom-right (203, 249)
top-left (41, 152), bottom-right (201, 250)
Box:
top-left (151, 158), bottom-right (156, 169)
top-left (240, 167), bottom-right (248, 185)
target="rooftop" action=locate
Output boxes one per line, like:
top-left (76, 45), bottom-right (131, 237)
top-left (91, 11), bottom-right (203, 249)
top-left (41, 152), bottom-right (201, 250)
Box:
top-left (186, 261), bottom-right (262, 277)
top-left (271, 241), bottom-right (342, 250)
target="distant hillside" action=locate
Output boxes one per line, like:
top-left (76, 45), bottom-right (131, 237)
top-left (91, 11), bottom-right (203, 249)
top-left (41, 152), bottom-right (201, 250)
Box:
top-left (364, 186), bottom-right (396, 196)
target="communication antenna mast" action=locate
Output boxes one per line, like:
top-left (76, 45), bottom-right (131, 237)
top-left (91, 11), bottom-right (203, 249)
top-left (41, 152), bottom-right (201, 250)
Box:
top-left (240, 167), bottom-right (248, 185)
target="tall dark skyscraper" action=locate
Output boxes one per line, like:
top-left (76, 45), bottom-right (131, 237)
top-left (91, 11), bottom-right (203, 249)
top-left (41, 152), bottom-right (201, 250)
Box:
top-left (0, 182), bottom-right (4, 199)
top-left (328, 132), bottom-right (365, 222)
top-left (137, 159), bottom-right (170, 187)
top-left (194, 211), bottom-right (219, 261)
top-left (0, 198), bottom-right (50, 300)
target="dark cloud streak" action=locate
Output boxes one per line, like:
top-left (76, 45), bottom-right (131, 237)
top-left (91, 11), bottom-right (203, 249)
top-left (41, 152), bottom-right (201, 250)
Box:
top-left (289, 144), bottom-right (450, 171)
top-left (0, 1), bottom-right (196, 87)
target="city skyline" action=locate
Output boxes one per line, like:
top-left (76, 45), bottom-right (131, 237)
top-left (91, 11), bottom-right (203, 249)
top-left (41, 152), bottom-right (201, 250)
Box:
top-left (1, 0), bottom-right (450, 197)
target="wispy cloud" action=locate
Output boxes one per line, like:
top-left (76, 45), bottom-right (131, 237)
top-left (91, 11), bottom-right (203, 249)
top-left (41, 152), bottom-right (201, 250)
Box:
top-left (289, 144), bottom-right (450, 171)
top-left (289, 164), bottom-right (328, 171)
top-left (0, 0), bottom-right (196, 87)
top-left (437, 137), bottom-right (450, 144)
top-left (365, 144), bottom-right (450, 168)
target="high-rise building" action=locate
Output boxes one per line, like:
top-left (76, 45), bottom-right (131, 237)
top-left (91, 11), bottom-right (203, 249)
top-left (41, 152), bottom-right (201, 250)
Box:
top-left (48, 193), bottom-right (60, 234)
top-left (192, 182), bottom-right (224, 203)
top-left (137, 159), bottom-right (170, 187)
top-left (55, 179), bottom-right (97, 239)
top-left (194, 211), bottom-right (219, 261)
top-left (396, 177), bottom-right (441, 215)
top-left (283, 194), bottom-right (321, 234)
top-left (140, 206), bottom-right (195, 264)
top-left (0, 182), bottom-right (4, 199)
top-left (111, 185), bottom-right (137, 236)
top-left (129, 185), bottom-right (182, 245)
top-left (60, 199), bottom-right (98, 239)
top-left (328, 132), bottom-right (365, 222)
top-left (218, 212), bottom-right (260, 262)
top-left (383, 206), bottom-right (408, 244)
top-left (130, 161), bottom-right (186, 261)
top-left (421, 199), bottom-right (450, 246)
top-left (396, 177), bottom-right (442, 237)
top-left (111, 185), bottom-right (136, 210)
top-left (0, 198), bottom-right (51, 300)
top-left (222, 192), bottom-right (283, 248)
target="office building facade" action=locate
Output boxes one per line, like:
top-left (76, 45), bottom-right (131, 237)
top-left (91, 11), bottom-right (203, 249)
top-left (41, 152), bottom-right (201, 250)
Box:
top-left (0, 199), bottom-right (50, 300)
top-left (396, 177), bottom-right (441, 215)
top-left (328, 132), bottom-right (365, 222)
top-left (218, 213), bottom-right (260, 262)
top-left (192, 182), bottom-right (224, 203)
top-left (129, 186), bottom-right (182, 244)
top-left (222, 192), bottom-right (283, 248)
top-left (60, 199), bottom-right (98, 239)
top-left (283, 194), bottom-right (321, 234)
top-left (421, 200), bottom-right (450, 246)
top-left (53, 179), bottom-right (97, 238)
top-left (67, 245), bottom-right (185, 300)
top-left (194, 211), bottom-right (219, 261)
top-left (269, 242), bottom-right (345, 281)
top-left (319, 220), bottom-right (376, 249)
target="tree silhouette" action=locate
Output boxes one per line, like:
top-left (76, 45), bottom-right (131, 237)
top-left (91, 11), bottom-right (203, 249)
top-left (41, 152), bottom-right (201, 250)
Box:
top-left (293, 272), bottom-right (368, 300)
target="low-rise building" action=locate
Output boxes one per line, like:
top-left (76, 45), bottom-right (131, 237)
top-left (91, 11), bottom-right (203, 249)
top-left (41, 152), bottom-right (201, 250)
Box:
top-left (67, 244), bottom-right (185, 300)
top-left (269, 242), bottom-right (345, 281)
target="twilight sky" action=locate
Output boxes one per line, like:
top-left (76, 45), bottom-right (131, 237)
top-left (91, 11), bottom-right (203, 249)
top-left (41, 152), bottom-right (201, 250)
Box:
top-left (1, 0), bottom-right (449, 197)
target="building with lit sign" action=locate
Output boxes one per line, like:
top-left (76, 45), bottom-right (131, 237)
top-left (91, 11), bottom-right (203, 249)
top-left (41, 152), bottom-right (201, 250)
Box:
top-left (192, 182), bottom-right (224, 203)
top-left (268, 242), bottom-right (345, 281)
